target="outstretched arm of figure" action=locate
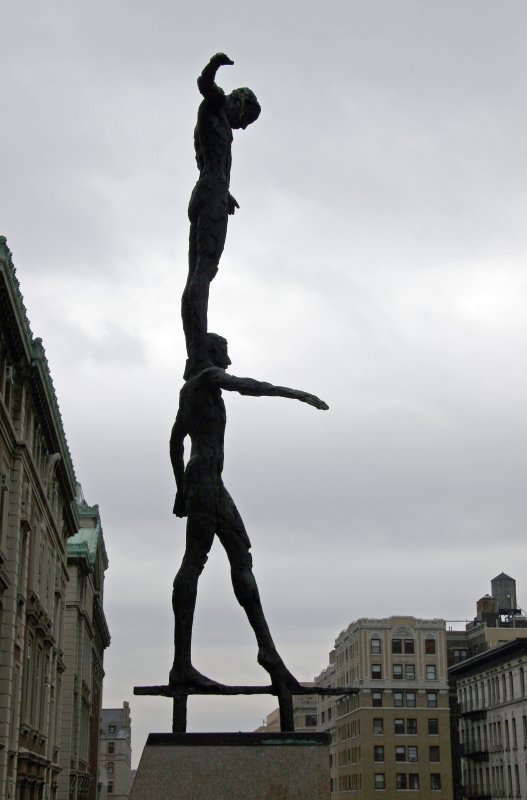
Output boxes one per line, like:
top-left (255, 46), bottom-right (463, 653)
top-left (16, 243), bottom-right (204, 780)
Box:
top-left (209, 369), bottom-right (329, 410)
top-left (197, 52), bottom-right (234, 102)
top-left (169, 410), bottom-right (187, 516)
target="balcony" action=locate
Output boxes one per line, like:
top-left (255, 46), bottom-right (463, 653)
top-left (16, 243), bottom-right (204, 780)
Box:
top-left (459, 701), bottom-right (487, 720)
top-left (463, 786), bottom-right (492, 800)
top-left (460, 742), bottom-right (489, 762)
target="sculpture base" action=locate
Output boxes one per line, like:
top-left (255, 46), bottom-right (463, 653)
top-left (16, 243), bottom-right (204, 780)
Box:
top-left (130, 732), bottom-right (330, 800)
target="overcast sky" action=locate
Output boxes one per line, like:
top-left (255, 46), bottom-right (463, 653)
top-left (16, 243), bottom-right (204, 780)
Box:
top-left (2, 0), bottom-right (527, 765)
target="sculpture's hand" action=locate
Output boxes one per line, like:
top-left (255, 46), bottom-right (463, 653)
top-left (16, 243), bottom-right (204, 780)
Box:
top-left (173, 490), bottom-right (187, 518)
top-left (300, 393), bottom-right (329, 410)
top-left (198, 54), bottom-right (234, 99)
top-left (228, 194), bottom-right (240, 215)
top-left (211, 53), bottom-right (234, 67)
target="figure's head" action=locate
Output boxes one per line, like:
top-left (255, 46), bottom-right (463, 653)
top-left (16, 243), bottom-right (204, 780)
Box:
top-left (225, 88), bottom-right (261, 130)
top-left (207, 333), bottom-right (231, 369)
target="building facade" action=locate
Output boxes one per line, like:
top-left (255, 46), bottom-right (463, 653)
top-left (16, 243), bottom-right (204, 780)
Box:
top-left (99, 703), bottom-right (133, 800)
top-left (58, 489), bottom-right (110, 800)
top-left (446, 574), bottom-right (527, 800)
top-left (0, 236), bottom-right (110, 800)
top-left (449, 638), bottom-right (527, 800)
top-left (316, 616), bottom-right (454, 798)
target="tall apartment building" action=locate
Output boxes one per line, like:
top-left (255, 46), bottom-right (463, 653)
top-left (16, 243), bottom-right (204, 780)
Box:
top-left (316, 616), bottom-right (454, 798)
top-left (99, 703), bottom-right (133, 800)
top-left (449, 638), bottom-right (527, 800)
top-left (58, 488), bottom-right (110, 800)
top-left (0, 237), bottom-right (110, 800)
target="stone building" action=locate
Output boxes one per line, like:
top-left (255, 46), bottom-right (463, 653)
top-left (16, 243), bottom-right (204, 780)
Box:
top-left (449, 638), bottom-right (527, 800)
top-left (0, 236), bottom-right (110, 800)
top-left (58, 488), bottom-right (110, 800)
top-left (316, 616), bottom-right (454, 798)
top-left (99, 703), bottom-right (133, 800)
top-left (446, 574), bottom-right (527, 799)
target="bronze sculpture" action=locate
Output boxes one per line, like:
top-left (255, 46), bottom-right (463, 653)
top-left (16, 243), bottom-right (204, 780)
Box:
top-left (135, 55), bottom-right (349, 733)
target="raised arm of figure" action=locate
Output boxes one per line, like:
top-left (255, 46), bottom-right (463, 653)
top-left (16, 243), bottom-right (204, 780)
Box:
top-left (209, 369), bottom-right (329, 410)
top-left (197, 52), bottom-right (234, 102)
top-left (169, 410), bottom-right (187, 516)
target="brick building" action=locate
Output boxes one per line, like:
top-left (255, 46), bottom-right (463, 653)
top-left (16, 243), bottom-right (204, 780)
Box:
top-left (316, 616), bottom-right (454, 798)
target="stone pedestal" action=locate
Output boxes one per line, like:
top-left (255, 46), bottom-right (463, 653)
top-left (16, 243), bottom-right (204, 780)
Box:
top-left (130, 731), bottom-right (330, 800)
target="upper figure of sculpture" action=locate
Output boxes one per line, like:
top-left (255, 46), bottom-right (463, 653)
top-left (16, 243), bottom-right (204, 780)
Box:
top-left (181, 53), bottom-right (261, 379)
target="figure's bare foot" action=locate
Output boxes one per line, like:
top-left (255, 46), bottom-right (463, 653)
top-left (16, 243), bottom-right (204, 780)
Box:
top-left (169, 665), bottom-right (223, 690)
top-left (257, 648), bottom-right (301, 691)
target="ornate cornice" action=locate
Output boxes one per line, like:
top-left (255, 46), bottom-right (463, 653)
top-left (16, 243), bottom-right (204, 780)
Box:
top-left (0, 236), bottom-right (78, 513)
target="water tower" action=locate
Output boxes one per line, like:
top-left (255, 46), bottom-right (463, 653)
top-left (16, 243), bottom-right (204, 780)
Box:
top-left (491, 573), bottom-right (517, 613)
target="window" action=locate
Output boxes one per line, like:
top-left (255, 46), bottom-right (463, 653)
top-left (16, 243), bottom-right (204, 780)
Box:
top-left (452, 648), bottom-right (468, 663)
top-left (394, 692), bottom-right (404, 707)
top-left (393, 664), bottom-right (403, 680)
top-left (407, 719), bottom-right (417, 735)
top-left (372, 692), bottom-right (383, 707)
top-left (395, 746), bottom-right (406, 762)
top-left (392, 638), bottom-right (402, 654)
top-left (404, 639), bottom-right (415, 654)
top-left (409, 774), bottom-right (419, 790)
top-left (427, 692), bottom-right (437, 708)
top-left (429, 746), bottom-right (440, 762)
top-left (430, 774), bottom-right (441, 790)
top-left (109, 723), bottom-right (116, 734)
top-left (394, 719), bottom-right (405, 735)
top-left (374, 773), bottom-right (385, 790)
top-left (373, 718), bottom-right (384, 735)
top-left (408, 746), bottom-right (418, 762)
top-left (425, 638), bottom-right (436, 654)
top-left (108, 784), bottom-right (113, 795)
top-left (373, 745), bottom-right (384, 762)
top-left (371, 664), bottom-right (382, 679)
top-left (406, 692), bottom-right (416, 708)
top-left (428, 718), bottom-right (439, 735)
top-left (396, 774), bottom-right (407, 790)
top-left (371, 638), bottom-right (381, 655)
top-left (108, 742), bottom-right (115, 754)
top-left (305, 714), bottom-right (317, 727)
top-left (107, 763), bottom-right (114, 774)
top-left (405, 664), bottom-right (415, 680)
top-left (426, 665), bottom-right (437, 680)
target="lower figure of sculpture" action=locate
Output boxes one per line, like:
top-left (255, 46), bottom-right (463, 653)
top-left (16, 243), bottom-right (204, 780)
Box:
top-left (169, 481), bottom-right (299, 691)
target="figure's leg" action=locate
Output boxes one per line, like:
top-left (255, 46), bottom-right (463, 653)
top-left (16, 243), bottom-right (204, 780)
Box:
top-left (170, 510), bottom-right (217, 687)
top-left (182, 200), bottom-right (228, 374)
top-left (216, 487), bottom-right (300, 691)
top-left (181, 220), bottom-right (198, 360)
